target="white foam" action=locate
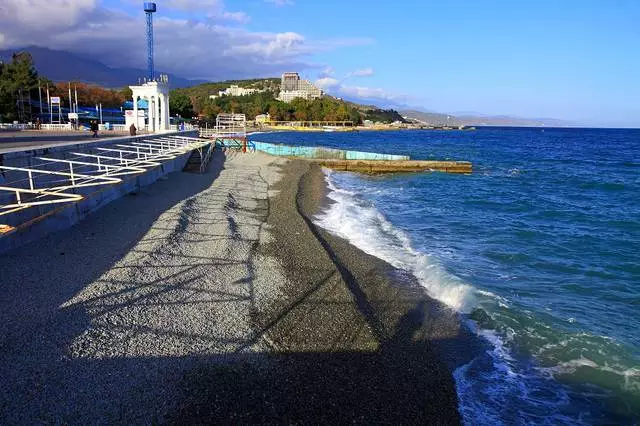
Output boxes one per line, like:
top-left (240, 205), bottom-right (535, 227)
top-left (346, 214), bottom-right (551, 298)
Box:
top-left (315, 169), bottom-right (475, 312)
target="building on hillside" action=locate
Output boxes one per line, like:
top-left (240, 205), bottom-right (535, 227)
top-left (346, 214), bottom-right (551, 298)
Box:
top-left (255, 113), bottom-right (270, 124)
top-left (281, 72), bottom-right (300, 91)
top-left (210, 85), bottom-right (262, 99)
top-left (277, 72), bottom-right (323, 103)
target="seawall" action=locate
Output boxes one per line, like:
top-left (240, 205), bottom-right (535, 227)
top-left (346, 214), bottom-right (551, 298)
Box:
top-left (250, 140), bottom-right (472, 174)
top-left (251, 141), bottom-right (409, 161)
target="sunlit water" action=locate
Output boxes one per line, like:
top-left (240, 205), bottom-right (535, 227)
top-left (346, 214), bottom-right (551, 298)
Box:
top-left (254, 128), bottom-right (640, 424)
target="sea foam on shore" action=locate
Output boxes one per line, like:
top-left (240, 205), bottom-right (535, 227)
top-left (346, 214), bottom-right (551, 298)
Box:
top-left (315, 169), bottom-right (475, 312)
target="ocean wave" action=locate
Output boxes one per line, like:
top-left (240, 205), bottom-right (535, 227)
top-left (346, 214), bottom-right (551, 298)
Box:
top-left (314, 168), bottom-right (640, 424)
top-left (315, 169), bottom-right (475, 312)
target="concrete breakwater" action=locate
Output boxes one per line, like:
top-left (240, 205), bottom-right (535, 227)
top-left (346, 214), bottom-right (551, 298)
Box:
top-left (312, 159), bottom-right (472, 174)
top-left (250, 140), bottom-right (472, 174)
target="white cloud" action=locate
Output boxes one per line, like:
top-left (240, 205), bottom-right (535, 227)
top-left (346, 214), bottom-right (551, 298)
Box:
top-left (219, 11), bottom-right (250, 23)
top-left (0, 0), bottom-right (98, 34)
top-left (164, 0), bottom-right (223, 9)
top-left (315, 77), bottom-right (340, 89)
top-left (346, 67), bottom-right (374, 78)
top-left (224, 32), bottom-right (306, 59)
top-left (162, 0), bottom-right (249, 23)
top-left (319, 66), bottom-right (335, 77)
top-left (0, 0), bottom-right (369, 81)
top-left (316, 74), bottom-right (412, 106)
top-left (338, 85), bottom-right (408, 103)
top-left (265, 0), bottom-right (295, 6)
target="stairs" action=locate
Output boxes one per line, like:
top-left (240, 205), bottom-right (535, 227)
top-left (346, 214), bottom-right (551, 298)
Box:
top-left (183, 149), bottom-right (204, 173)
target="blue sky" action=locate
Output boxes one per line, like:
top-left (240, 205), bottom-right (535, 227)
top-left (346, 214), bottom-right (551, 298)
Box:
top-left (2, 0), bottom-right (639, 126)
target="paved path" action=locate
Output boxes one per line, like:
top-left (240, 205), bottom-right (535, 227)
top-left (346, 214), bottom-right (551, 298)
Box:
top-left (0, 151), bottom-right (287, 423)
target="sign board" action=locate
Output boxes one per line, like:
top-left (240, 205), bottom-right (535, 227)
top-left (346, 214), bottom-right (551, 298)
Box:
top-left (51, 96), bottom-right (61, 104)
top-left (125, 110), bottom-right (145, 117)
top-left (68, 113), bottom-right (79, 119)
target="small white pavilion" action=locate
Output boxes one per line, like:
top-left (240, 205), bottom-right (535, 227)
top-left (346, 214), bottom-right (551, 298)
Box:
top-left (127, 75), bottom-right (171, 132)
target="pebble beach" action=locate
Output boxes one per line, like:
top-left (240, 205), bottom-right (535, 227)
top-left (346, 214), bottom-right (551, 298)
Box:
top-left (0, 150), bottom-right (474, 423)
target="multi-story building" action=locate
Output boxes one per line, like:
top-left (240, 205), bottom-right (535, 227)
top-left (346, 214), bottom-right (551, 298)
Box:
top-left (277, 72), bottom-right (323, 103)
top-left (210, 85), bottom-right (261, 99)
top-left (281, 72), bottom-right (300, 91)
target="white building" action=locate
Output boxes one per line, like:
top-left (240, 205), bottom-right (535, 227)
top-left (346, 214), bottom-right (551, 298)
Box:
top-left (277, 72), bottom-right (323, 103)
top-left (210, 85), bottom-right (261, 99)
top-left (128, 76), bottom-right (171, 133)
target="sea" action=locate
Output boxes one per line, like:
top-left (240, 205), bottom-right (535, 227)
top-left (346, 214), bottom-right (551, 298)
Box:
top-left (253, 128), bottom-right (640, 424)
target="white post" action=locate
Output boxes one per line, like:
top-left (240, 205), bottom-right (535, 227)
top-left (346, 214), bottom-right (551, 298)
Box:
top-left (148, 97), bottom-right (155, 132)
top-left (155, 96), bottom-right (161, 132)
top-left (133, 95), bottom-right (138, 131)
top-left (164, 95), bottom-right (170, 130)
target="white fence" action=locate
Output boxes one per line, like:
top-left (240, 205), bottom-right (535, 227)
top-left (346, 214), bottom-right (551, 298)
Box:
top-left (42, 124), bottom-right (73, 131)
top-left (1, 123), bottom-right (72, 131)
top-left (0, 123), bottom-right (32, 131)
top-left (0, 136), bottom-right (213, 220)
top-left (2, 123), bottom-right (196, 133)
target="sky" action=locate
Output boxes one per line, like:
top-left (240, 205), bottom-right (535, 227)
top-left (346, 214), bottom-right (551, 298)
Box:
top-left (1, 0), bottom-right (639, 127)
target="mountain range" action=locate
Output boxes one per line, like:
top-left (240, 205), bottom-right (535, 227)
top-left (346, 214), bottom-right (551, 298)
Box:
top-left (0, 46), bottom-right (206, 89)
top-left (1, 46), bottom-right (575, 126)
top-left (400, 109), bottom-right (576, 128)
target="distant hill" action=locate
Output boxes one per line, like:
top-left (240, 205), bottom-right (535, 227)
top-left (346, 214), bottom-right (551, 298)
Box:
top-left (401, 109), bottom-right (574, 127)
top-left (175, 79), bottom-right (406, 123)
top-left (0, 46), bottom-right (207, 89)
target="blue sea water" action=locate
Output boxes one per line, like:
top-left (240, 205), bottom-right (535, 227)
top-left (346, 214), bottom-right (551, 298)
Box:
top-left (253, 128), bottom-right (640, 424)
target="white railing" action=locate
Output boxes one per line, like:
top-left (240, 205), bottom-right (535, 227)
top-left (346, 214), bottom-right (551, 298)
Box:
top-left (0, 136), bottom-right (214, 219)
top-left (0, 123), bottom-right (32, 131)
top-left (41, 123), bottom-right (73, 131)
top-left (170, 124), bottom-right (197, 132)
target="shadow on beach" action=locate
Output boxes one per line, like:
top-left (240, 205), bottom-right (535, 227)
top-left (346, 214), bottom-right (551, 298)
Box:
top-left (0, 152), bottom-right (478, 424)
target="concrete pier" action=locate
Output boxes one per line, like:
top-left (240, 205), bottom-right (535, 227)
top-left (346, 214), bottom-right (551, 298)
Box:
top-left (250, 140), bottom-right (472, 174)
top-left (312, 159), bottom-right (472, 174)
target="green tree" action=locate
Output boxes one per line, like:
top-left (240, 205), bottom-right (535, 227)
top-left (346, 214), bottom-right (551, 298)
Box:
top-left (120, 86), bottom-right (133, 101)
top-left (169, 91), bottom-right (194, 118)
top-left (336, 104), bottom-right (350, 121)
top-left (0, 52), bottom-right (39, 122)
top-left (349, 108), bottom-right (363, 125)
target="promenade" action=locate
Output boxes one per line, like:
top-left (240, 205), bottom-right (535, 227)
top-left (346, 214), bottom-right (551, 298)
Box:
top-left (0, 130), bottom-right (132, 152)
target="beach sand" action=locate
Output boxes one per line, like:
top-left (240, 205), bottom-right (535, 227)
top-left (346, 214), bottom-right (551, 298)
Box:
top-left (0, 149), bottom-right (478, 424)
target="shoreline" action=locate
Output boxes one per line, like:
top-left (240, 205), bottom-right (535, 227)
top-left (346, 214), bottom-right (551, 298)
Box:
top-left (0, 150), bottom-right (481, 423)
top-left (169, 157), bottom-right (483, 423)
top-left (254, 159), bottom-right (481, 421)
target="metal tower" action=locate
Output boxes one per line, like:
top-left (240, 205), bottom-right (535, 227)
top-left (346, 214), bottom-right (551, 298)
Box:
top-left (144, 2), bottom-right (157, 81)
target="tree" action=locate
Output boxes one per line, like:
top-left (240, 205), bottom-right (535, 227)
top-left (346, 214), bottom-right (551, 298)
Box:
top-left (120, 86), bottom-right (133, 100)
top-left (336, 104), bottom-right (350, 121)
top-left (0, 52), bottom-right (39, 122)
top-left (349, 108), bottom-right (363, 125)
top-left (169, 92), bottom-right (194, 118)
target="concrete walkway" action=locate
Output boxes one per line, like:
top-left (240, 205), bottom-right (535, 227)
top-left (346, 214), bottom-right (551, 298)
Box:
top-left (0, 150), bottom-right (288, 423)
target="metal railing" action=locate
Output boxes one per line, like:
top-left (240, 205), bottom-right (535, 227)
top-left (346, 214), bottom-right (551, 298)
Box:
top-left (0, 135), bottom-right (214, 219)
top-left (41, 123), bottom-right (73, 131)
